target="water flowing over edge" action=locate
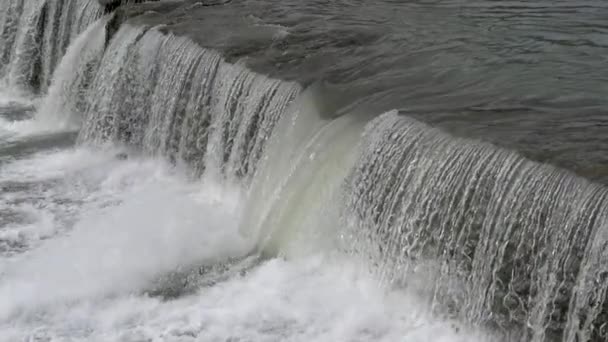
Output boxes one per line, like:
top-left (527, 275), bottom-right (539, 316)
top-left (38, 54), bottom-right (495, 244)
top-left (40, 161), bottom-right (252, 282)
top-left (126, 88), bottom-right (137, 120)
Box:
top-left (345, 112), bottom-right (608, 341)
top-left (1, 2), bottom-right (607, 341)
top-left (0, 0), bottom-right (102, 93)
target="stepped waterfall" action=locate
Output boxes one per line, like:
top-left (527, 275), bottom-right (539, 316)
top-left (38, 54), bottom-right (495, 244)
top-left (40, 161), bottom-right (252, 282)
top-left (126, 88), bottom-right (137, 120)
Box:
top-left (0, 1), bottom-right (606, 341)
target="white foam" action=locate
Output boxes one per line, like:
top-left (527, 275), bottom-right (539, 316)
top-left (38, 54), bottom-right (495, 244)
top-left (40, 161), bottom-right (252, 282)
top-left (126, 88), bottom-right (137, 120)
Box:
top-left (0, 148), bottom-right (191, 263)
top-left (0, 147), bottom-right (490, 341)
top-left (0, 147), bottom-right (116, 181)
top-left (0, 86), bottom-right (39, 138)
top-left (0, 148), bottom-right (123, 261)
top-left (0, 255), bottom-right (489, 342)
top-left (0, 203), bottom-right (57, 249)
top-left (0, 115), bottom-right (58, 140)
top-left (0, 85), bottom-right (37, 108)
top-left (0, 147), bottom-right (249, 320)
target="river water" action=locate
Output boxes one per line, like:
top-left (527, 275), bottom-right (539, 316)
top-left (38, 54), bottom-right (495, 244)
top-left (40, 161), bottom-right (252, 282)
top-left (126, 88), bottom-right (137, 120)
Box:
top-left (1, 0), bottom-right (607, 341)
top-left (0, 92), bottom-right (487, 341)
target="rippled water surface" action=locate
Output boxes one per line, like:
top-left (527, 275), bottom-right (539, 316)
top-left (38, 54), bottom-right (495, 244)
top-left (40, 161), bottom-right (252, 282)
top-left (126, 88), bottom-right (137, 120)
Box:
top-left (163, 0), bottom-right (608, 179)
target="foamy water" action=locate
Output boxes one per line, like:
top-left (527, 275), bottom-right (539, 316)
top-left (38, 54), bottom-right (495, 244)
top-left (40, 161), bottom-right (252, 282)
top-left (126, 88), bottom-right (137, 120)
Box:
top-left (0, 52), bottom-right (489, 342)
top-left (1, 256), bottom-right (484, 342)
top-left (0, 142), bottom-right (489, 342)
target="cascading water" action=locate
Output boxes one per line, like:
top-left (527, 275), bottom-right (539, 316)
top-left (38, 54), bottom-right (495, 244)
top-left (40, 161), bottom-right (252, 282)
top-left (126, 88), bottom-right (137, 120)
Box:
top-left (36, 16), bottom-right (109, 129)
top-left (344, 111), bottom-right (608, 341)
top-left (54, 17), bottom-right (608, 340)
top-left (1, 2), bottom-right (607, 341)
top-left (0, 0), bottom-right (24, 71)
top-left (0, 0), bottom-right (102, 91)
top-left (78, 24), bottom-right (300, 182)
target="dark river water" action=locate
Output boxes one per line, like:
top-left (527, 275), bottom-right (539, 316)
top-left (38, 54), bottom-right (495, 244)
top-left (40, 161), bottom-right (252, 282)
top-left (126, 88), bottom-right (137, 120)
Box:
top-left (156, 0), bottom-right (608, 180)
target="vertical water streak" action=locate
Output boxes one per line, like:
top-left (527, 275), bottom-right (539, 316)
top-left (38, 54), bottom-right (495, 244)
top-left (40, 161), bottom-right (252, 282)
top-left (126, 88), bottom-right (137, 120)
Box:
top-left (344, 111), bottom-right (608, 340)
top-left (176, 49), bottom-right (222, 176)
top-left (78, 26), bottom-right (299, 182)
top-left (563, 212), bottom-right (608, 341)
top-left (0, 0), bottom-right (102, 91)
top-left (6, 0), bottom-right (46, 89)
top-left (0, 0), bottom-right (25, 79)
top-left (39, 0), bottom-right (64, 93)
top-left (141, 31), bottom-right (210, 159)
top-left (78, 23), bottom-right (150, 144)
top-left (37, 16), bottom-right (109, 129)
top-left (205, 61), bottom-right (300, 181)
top-left (40, 0), bottom-right (103, 92)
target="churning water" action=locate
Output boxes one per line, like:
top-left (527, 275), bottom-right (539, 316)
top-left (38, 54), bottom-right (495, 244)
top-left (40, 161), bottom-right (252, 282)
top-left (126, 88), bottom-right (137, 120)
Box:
top-left (0, 111), bottom-right (484, 342)
top-left (1, 0), bottom-right (607, 341)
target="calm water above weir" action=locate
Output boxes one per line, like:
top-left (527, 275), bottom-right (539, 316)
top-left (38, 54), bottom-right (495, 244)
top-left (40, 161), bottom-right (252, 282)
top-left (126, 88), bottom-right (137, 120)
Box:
top-left (242, 0), bottom-right (608, 181)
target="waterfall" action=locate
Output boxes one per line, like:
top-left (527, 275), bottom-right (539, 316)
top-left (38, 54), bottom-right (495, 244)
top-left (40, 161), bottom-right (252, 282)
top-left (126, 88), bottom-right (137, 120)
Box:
top-left (0, 0), bottom-right (24, 72)
top-left (344, 111), bottom-right (608, 341)
top-left (6, 3), bottom-right (607, 340)
top-left (78, 24), bottom-right (300, 181)
top-left (0, 0), bottom-right (102, 92)
top-left (37, 16), bottom-right (109, 129)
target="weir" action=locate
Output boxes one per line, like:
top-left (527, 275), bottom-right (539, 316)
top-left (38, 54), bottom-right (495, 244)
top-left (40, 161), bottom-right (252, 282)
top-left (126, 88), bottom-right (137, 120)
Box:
top-left (344, 111), bottom-right (608, 341)
top-left (0, 0), bottom-right (102, 92)
top-left (0, 0), bottom-right (606, 341)
top-left (77, 23), bottom-right (300, 181)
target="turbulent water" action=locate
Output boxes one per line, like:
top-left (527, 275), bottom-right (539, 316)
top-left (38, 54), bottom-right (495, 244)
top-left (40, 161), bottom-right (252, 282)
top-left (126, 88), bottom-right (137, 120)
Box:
top-left (1, 0), bottom-right (607, 341)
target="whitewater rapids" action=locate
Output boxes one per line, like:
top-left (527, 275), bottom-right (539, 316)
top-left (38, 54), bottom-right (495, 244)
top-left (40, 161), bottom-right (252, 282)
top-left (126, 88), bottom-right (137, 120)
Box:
top-left (0, 123), bottom-right (486, 341)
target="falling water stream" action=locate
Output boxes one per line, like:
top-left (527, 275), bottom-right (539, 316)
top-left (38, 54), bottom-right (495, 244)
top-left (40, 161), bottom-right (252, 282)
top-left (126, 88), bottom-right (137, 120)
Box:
top-left (1, 1), bottom-right (607, 341)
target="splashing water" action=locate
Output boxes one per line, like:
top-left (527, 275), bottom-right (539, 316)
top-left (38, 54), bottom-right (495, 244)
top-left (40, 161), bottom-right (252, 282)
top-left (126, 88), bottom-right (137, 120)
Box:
top-left (1, 1), bottom-right (606, 341)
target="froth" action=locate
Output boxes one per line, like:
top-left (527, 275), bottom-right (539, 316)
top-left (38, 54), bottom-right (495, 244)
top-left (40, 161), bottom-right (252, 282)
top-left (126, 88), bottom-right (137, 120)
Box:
top-left (0, 152), bottom-right (248, 320)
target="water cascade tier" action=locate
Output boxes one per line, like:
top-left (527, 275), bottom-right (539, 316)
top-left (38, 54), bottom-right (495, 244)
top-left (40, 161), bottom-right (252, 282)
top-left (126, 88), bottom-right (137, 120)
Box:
top-left (78, 23), bottom-right (300, 181)
top-left (344, 111), bottom-right (608, 341)
top-left (1, 1), bottom-right (607, 341)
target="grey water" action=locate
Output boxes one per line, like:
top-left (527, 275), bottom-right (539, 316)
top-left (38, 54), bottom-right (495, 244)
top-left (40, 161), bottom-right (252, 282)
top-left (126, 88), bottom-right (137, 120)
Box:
top-left (165, 0), bottom-right (608, 181)
top-left (0, 0), bottom-right (607, 341)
